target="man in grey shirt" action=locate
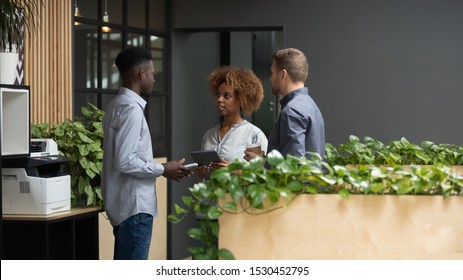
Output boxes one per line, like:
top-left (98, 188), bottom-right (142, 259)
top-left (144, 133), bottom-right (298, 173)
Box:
top-left (245, 48), bottom-right (325, 160)
top-left (101, 47), bottom-right (192, 260)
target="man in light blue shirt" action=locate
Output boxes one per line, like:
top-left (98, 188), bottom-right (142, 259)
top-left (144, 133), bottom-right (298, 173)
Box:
top-left (101, 47), bottom-right (192, 260)
top-left (246, 48), bottom-right (325, 160)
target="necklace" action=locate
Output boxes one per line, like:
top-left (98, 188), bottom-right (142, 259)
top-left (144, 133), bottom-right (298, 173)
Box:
top-left (220, 118), bottom-right (244, 128)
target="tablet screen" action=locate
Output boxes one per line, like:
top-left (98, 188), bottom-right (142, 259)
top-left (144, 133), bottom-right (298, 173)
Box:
top-left (190, 150), bottom-right (221, 166)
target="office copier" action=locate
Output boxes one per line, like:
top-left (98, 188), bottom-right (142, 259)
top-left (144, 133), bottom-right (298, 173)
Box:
top-left (2, 139), bottom-right (71, 215)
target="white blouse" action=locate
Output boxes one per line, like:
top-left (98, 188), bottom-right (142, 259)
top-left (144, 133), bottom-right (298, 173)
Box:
top-left (201, 120), bottom-right (268, 163)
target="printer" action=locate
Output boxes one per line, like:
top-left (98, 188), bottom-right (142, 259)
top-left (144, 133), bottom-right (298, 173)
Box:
top-left (2, 139), bottom-right (71, 215)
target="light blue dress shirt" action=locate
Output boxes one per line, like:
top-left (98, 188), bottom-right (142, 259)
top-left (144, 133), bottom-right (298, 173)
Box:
top-left (267, 87), bottom-right (325, 159)
top-left (101, 87), bottom-right (164, 227)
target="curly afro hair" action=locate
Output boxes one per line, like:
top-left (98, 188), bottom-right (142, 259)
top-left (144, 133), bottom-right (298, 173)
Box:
top-left (208, 66), bottom-right (264, 115)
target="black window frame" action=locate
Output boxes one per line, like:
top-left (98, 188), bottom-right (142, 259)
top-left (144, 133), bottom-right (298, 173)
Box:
top-left (72, 0), bottom-right (170, 157)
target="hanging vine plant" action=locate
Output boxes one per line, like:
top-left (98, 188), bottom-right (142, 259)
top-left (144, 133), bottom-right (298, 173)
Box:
top-left (169, 145), bottom-right (463, 260)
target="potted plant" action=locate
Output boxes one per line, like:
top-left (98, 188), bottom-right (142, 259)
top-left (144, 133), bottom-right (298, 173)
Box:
top-left (170, 138), bottom-right (463, 260)
top-left (31, 104), bottom-right (104, 208)
top-left (0, 0), bottom-right (41, 84)
top-left (325, 135), bottom-right (463, 166)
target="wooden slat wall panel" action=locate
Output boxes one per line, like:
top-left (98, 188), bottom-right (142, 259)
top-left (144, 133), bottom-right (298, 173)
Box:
top-left (25, 0), bottom-right (73, 124)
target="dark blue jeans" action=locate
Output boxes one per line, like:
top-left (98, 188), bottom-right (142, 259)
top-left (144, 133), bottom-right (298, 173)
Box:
top-left (113, 213), bottom-right (153, 260)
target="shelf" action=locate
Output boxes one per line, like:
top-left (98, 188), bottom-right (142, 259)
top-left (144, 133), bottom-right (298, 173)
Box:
top-left (2, 207), bottom-right (102, 260)
top-left (0, 85), bottom-right (30, 158)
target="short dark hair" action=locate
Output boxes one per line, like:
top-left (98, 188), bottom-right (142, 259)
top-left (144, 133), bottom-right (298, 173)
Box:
top-left (272, 48), bottom-right (309, 83)
top-left (115, 47), bottom-right (152, 78)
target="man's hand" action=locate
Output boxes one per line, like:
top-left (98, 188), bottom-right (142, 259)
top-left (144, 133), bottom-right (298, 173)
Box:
top-left (162, 158), bottom-right (193, 182)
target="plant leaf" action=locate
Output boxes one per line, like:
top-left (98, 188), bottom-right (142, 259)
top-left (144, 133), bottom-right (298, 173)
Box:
top-left (207, 206), bottom-right (222, 220)
top-left (218, 249), bottom-right (236, 260)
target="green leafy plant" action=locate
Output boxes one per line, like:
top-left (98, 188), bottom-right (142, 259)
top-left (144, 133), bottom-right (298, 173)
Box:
top-left (420, 141), bottom-right (463, 165)
top-left (169, 149), bottom-right (463, 260)
top-left (0, 0), bottom-right (43, 52)
top-left (31, 104), bottom-right (104, 208)
top-left (326, 135), bottom-right (463, 166)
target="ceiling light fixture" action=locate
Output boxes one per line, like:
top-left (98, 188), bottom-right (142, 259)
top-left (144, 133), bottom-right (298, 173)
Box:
top-left (74, 0), bottom-right (82, 25)
top-left (102, 0), bottom-right (112, 32)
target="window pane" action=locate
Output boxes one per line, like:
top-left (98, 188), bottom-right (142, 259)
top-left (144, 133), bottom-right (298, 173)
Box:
top-left (128, 0), bottom-right (146, 29)
top-left (147, 94), bottom-right (168, 157)
top-left (149, 0), bottom-right (165, 32)
top-left (150, 36), bottom-right (165, 91)
top-left (75, 24), bottom-right (98, 89)
top-left (106, 0), bottom-right (123, 24)
top-left (73, 0), bottom-right (169, 160)
top-left (102, 31), bottom-right (123, 90)
top-left (74, 91), bottom-right (99, 118)
top-left (101, 93), bottom-right (117, 112)
top-left (127, 33), bottom-right (145, 47)
top-left (75, 0), bottom-right (97, 20)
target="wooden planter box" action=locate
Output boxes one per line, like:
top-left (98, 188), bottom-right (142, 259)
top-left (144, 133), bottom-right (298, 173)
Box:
top-left (219, 194), bottom-right (463, 259)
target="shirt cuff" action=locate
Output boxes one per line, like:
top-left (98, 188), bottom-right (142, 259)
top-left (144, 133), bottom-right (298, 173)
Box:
top-left (153, 162), bottom-right (165, 177)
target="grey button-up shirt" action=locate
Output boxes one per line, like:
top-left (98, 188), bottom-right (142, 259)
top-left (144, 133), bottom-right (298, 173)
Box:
top-left (101, 87), bottom-right (164, 227)
top-left (267, 87), bottom-right (325, 159)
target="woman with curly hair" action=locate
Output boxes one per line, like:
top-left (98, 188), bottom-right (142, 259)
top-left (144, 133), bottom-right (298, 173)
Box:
top-left (195, 65), bottom-right (268, 180)
top-left (191, 66), bottom-right (268, 258)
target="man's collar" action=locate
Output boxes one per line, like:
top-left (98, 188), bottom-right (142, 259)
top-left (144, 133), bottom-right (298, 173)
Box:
top-left (119, 87), bottom-right (147, 109)
top-left (279, 87), bottom-right (308, 108)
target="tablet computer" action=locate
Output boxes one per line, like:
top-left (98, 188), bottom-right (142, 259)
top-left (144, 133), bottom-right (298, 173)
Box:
top-left (190, 150), bottom-right (221, 166)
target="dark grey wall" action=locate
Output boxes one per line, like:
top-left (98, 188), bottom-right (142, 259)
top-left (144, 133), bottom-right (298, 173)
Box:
top-left (172, 0), bottom-right (463, 145)
top-left (170, 31), bottom-right (220, 259)
top-left (169, 0), bottom-right (463, 259)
